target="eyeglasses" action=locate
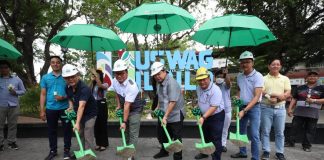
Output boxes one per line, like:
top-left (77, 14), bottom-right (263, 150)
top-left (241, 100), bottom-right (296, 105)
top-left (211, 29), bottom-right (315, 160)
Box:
top-left (114, 71), bottom-right (126, 76)
top-left (64, 75), bottom-right (77, 80)
top-left (240, 60), bottom-right (252, 64)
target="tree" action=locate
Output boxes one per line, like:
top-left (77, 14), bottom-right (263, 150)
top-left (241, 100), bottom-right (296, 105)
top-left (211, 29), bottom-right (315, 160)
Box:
top-left (80, 0), bottom-right (205, 51)
top-left (0, 0), bottom-right (81, 86)
top-left (217, 0), bottom-right (324, 74)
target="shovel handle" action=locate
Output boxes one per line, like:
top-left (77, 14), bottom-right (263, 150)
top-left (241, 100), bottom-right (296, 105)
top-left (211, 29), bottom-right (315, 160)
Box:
top-left (196, 116), bottom-right (206, 144)
top-left (236, 103), bottom-right (240, 135)
top-left (119, 117), bottom-right (128, 147)
top-left (71, 120), bottom-right (84, 153)
top-left (158, 117), bottom-right (173, 143)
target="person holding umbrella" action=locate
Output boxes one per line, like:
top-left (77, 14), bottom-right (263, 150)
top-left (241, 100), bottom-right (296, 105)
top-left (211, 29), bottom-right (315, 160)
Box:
top-left (194, 67), bottom-right (225, 160)
top-left (0, 60), bottom-right (26, 151)
top-left (39, 56), bottom-right (72, 160)
top-left (89, 68), bottom-right (109, 151)
top-left (230, 51), bottom-right (264, 160)
top-left (260, 59), bottom-right (291, 160)
top-left (214, 68), bottom-right (232, 153)
top-left (111, 59), bottom-right (144, 160)
top-left (62, 64), bottom-right (97, 152)
top-left (285, 71), bottom-right (324, 152)
top-left (150, 61), bottom-right (185, 160)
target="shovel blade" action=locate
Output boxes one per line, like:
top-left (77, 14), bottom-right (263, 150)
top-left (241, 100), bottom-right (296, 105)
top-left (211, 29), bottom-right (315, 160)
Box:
top-left (74, 149), bottom-right (96, 160)
top-left (116, 144), bottom-right (136, 158)
top-left (163, 139), bottom-right (183, 153)
top-left (229, 132), bottom-right (249, 147)
top-left (195, 142), bottom-right (215, 155)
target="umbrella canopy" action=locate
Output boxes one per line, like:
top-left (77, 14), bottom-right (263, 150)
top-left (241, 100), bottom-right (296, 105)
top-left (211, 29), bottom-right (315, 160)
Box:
top-left (50, 24), bottom-right (126, 52)
top-left (116, 1), bottom-right (196, 34)
top-left (0, 38), bottom-right (22, 60)
top-left (192, 14), bottom-right (276, 47)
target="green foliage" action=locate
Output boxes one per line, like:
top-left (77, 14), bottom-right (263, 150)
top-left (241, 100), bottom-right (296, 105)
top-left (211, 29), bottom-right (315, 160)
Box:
top-left (19, 86), bottom-right (41, 117)
top-left (217, 0), bottom-right (324, 74)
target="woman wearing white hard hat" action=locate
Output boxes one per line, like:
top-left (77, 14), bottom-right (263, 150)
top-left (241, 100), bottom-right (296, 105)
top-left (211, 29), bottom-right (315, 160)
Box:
top-left (62, 64), bottom-right (97, 151)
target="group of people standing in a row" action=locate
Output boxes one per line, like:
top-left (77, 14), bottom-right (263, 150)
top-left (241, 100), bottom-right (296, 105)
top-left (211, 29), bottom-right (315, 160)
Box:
top-left (0, 50), bottom-right (323, 160)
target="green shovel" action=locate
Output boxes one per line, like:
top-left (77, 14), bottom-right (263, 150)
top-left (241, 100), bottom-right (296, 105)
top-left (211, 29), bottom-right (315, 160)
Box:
top-left (229, 98), bottom-right (249, 147)
top-left (64, 110), bottom-right (96, 160)
top-left (191, 108), bottom-right (215, 155)
top-left (154, 109), bottom-right (183, 153)
top-left (116, 110), bottom-right (136, 158)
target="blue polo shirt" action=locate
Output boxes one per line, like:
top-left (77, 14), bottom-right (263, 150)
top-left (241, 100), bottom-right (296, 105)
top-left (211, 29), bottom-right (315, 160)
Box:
top-left (197, 82), bottom-right (224, 115)
top-left (66, 80), bottom-right (97, 123)
top-left (40, 72), bottom-right (68, 110)
top-left (237, 69), bottom-right (264, 105)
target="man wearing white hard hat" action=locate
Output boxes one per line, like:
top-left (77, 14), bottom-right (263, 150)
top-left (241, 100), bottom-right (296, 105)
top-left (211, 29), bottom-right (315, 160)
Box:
top-left (39, 56), bottom-right (72, 160)
top-left (151, 61), bottom-right (185, 160)
top-left (111, 59), bottom-right (144, 159)
top-left (62, 64), bottom-right (97, 152)
top-left (231, 51), bottom-right (264, 160)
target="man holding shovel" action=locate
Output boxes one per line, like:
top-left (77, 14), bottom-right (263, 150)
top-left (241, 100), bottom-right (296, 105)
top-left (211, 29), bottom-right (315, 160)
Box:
top-left (230, 51), bottom-right (264, 160)
top-left (112, 59), bottom-right (144, 160)
top-left (151, 61), bottom-right (185, 160)
top-left (194, 67), bottom-right (225, 160)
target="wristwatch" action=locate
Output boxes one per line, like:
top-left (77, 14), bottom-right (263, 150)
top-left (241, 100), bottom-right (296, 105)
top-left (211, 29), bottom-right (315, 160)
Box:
top-left (243, 109), bottom-right (248, 114)
top-left (122, 120), bottom-right (127, 123)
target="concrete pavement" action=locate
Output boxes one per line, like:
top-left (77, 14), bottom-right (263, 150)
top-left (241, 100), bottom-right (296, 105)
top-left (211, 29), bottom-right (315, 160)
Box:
top-left (0, 138), bottom-right (323, 160)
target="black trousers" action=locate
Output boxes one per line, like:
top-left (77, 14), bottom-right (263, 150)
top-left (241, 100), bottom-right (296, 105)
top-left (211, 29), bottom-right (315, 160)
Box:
top-left (46, 108), bottom-right (72, 152)
top-left (203, 111), bottom-right (225, 160)
top-left (94, 99), bottom-right (109, 147)
top-left (286, 115), bottom-right (318, 148)
top-left (157, 112), bottom-right (184, 160)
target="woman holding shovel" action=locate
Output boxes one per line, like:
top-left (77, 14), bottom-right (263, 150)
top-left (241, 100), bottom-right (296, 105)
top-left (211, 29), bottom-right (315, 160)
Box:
top-left (62, 64), bottom-right (98, 153)
top-left (194, 67), bottom-right (225, 160)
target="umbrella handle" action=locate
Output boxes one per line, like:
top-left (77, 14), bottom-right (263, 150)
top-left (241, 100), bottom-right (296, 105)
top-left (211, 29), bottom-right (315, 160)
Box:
top-left (71, 120), bottom-right (85, 153)
top-left (119, 117), bottom-right (127, 147)
top-left (196, 115), bottom-right (206, 144)
top-left (158, 117), bottom-right (173, 143)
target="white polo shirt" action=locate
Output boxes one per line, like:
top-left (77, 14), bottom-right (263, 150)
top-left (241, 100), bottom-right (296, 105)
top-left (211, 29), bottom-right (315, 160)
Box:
top-left (112, 77), bottom-right (139, 103)
top-left (197, 82), bottom-right (224, 115)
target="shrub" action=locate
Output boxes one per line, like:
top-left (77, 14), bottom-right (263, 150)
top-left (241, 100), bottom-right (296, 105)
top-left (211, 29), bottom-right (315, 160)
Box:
top-left (19, 86), bottom-right (40, 117)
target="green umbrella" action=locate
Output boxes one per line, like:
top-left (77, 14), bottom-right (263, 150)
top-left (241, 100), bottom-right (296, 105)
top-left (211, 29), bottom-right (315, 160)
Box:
top-left (192, 14), bottom-right (276, 66)
top-left (50, 24), bottom-right (126, 64)
top-left (0, 38), bottom-right (22, 60)
top-left (116, 1), bottom-right (196, 35)
top-left (192, 14), bottom-right (276, 47)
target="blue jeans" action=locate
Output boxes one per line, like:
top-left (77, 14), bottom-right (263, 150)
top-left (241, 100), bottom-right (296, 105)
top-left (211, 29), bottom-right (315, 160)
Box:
top-left (239, 104), bottom-right (260, 160)
top-left (260, 104), bottom-right (286, 154)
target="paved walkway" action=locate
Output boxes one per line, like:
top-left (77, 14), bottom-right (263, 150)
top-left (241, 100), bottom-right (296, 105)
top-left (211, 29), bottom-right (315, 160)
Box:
top-left (0, 138), bottom-right (323, 160)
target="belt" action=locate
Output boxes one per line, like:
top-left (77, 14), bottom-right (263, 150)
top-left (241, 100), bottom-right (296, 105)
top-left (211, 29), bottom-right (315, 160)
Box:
top-left (262, 103), bottom-right (285, 109)
top-left (241, 102), bottom-right (259, 108)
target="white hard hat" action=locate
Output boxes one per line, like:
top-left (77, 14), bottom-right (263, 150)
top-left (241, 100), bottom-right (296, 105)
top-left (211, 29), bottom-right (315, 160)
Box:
top-left (113, 59), bottom-right (128, 72)
top-left (239, 51), bottom-right (254, 60)
top-left (62, 64), bottom-right (78, 77)
top-left (150, 62), bottom-right (164, 76)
